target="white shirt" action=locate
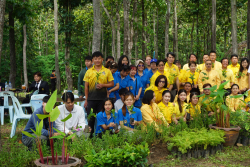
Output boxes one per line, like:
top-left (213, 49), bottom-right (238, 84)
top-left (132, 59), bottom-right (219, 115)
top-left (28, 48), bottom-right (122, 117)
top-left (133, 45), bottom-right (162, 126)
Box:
top-left (114, 99), bottom-right (124, 113)
top-left (36, 80), bottom-right (42, 89)
top-left (56, 104), bottom-right (86, 134)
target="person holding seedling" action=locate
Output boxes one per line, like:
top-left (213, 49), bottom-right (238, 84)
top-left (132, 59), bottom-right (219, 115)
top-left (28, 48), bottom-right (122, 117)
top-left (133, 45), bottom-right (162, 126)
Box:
top-left (188, 92), bottom-right (201, 118)
top-left (172, 89), bottom-right (189, 124)
top-left (175, 60), bottom-right (186, 90)
top-left (174, 82), bottom-right (192, 103)
top-left (182, 61), bottom-right (200, 92)
top-left (106, 62), bottom-right (119, 99)
top-left (56, 92), bottom-right (91, 137)
top-left (150, 60), bottom-right (168, 87)
top-left (128, 65), bottom-right (142, 108)
top-left (118, 92), bottom-right (142, 131)
top-left (226, 84), bottom-right (245, 112)
top-left (141, 90), bottom-right (168, 132)
top-left (198, 83), bottom-right (215, 116)
top-left (158, 90), bottom-right (176, 124)
top-left (235, 58), bottom-right (249, 94)
top-left (114, 88), bottom-right (129, 113)
top-left (95, 98), bottom-right (119, 138)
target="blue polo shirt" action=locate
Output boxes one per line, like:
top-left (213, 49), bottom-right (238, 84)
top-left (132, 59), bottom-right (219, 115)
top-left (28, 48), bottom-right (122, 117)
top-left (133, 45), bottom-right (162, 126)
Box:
top-left (117, 107), bottom-right (142, 129)
top-left (135, 71), bottom-right (149, 98)
top-left (147, 70), bottom-right (154, 84)
top-left (144, 68), bottom-right (150, 73)
top-left (95, 111), bottom-right (118, 134)
top-left (107, 73), bottom-right (118, 98)
top-left (128, 75), bottom-right (142, 107)
top-left (113, 72), bottom-right (130, 100)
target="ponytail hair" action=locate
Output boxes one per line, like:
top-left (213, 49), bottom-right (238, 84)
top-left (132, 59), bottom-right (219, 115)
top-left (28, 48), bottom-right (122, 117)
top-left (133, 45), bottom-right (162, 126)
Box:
top-left (122, 92), bottom-right (135, 116)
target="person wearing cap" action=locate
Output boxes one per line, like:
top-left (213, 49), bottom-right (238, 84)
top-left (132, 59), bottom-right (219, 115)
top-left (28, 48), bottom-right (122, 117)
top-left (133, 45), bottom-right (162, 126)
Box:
top-left (182, 54), bottom-right (198, 72)
top-left (22, 96), bottom-right (59, 150)
top-left (135, 59), bottom-right (149, 100)
top-left (145, 55), bottom-right (152, 72)
top-left (164, 52), bottom-right (180, 92)
top-left (147, 58), bottom-right (158, 84)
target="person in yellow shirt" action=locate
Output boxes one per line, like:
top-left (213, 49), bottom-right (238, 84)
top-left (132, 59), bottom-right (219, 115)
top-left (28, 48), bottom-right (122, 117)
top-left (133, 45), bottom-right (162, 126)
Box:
top-left (244, 91), bottom-right (250, 112)
top-left (227, 54), bottom-right (240, 79)
top-left (145, 75), bottom-right (168, 104)
top-left (206, 51), bottom-right (222, 71)
top-left (175, 60), bottom-right (186, 89)
top-left (188, 92), bottom-right (201, 118)
top-left (164, 52), bottom-right (180, 91)
top-left (197, 54), bottom-right (209, 72)
top-left (218, 58), bottom-right (234, 94)
top-left (235, 58), bottom-right (249, 94)
top-left (226, 84), bottom-right (245, 112)
top-left (150, 60), bottom-right (168, 86)
top-left (141, 90), bottom-right (168, 132)
top-left (172, 89), bottom-right (189, 124)
top-left (181, 61), bottom-right (199, 91)
top-left (198, 83), bottom-right (215, 116)
top-left (174, 82), bottom-right (191, 103)
top-left (158, 90), bottom-right (176, 124)
top-left (198, 60), bottom-right (221, 93)
top-left (182, 54), bottom-right (198, 72)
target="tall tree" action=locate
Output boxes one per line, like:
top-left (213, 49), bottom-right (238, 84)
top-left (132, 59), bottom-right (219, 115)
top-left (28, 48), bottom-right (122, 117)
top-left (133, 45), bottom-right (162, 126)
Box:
top-left (116, 9), bottom-right (121, 59)
top-left (211, 0), bottom-right (216, 51)
top-left (92, 0), bottom-right (101, 53)
top-left (54, 0), bottom-right (61, 91)
top-left (141, 0), bottom-right (146, 59)
top-left (9, 3), bottom-right (16, 87)
top-left (165, 0), bottom-right (171, 56)
top-left (23, 0), bottom-right (28, 89)
top-left (0, 0), bottom-right (6, 65)
top-left (128, 0), bottom-right (137, 59)
top-left (248, 0), bottom-right (250, 59)
top-left (123, 0), bottom-right (130, 57)
top-left (231, 0), bottom-right (238, 55)
top-left (153, 9), bottom-right (158, 59)
top-left (173, 0), bottom-right (178, 59)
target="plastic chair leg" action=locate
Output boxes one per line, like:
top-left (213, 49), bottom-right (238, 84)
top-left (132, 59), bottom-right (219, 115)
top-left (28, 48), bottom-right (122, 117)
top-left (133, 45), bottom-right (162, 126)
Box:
top-left (9, 106), bottom-right (14, 123)
top-left (0, 108), bottom-right (4, 125)
top-left (10, 117), bottom-right (17, 138)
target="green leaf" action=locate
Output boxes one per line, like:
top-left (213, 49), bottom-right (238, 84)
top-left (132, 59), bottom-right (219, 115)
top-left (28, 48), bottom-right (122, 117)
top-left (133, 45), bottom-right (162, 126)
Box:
top-left (30, 128), bottom-right (38, 136)
top-left (53, 127), bottom-right (66, 136)
top-left (36, 114), bottom-right (50, 120)
top-left (218, 80), bottom-right (230, 90)
top-left (208, 85), bottom-right (217, 92)
top-left (45, 90), bottom-right (57, 113)
top-left (61, 113), bottom-right (72, 122)
top-left (37, 120), bottom-right (43, 137)
top-left (197, 93), bottom-right (205, 98)
top-left (50, 135), bottom-right (65, 139)
top-left (66, 133), bottom-right (76, 140)
top-left (50, 107), bottom-right (60, 122)
top-left (22, 131), bottom-right (36, 138)
top-left (230, 94), bottom-right (243, 99)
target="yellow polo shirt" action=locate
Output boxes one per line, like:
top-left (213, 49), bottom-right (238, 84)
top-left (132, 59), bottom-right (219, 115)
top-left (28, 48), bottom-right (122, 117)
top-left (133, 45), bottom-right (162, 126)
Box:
top-left (227, 64), bottom-right (240, 79)
top-left (218, 69), bottom-right (234, 89)
top-left (164, 63), bottom-right (180, 85)
top-left (183, 64), bottom-right (200, 73)
top-left (198, 69), bottom-right (221, 92)
top-left (188, 103), bottom-right (201, 117)
top-left (141, 103), bottom-right (168, 132)
top-left (178, 69), bottom-right (187, 89)
top-left (150, 70), bottom-right (168, 86)
top-left (145, 85), bottom-right (168, 104)
top-left (174, 93), bottom-right (190, 103)
top-left (226, 94), bottom-right (245, 112)
top-left (183, 71), bottom-right (199, 85)
top-left (235, 69), bottom-right (249, 90)
top-left (158, 102), bottom-right (176, 124)
top-left (197, 63), bottom-right (205, 72)
top-left (198, 96), bottom-right (214, 111)
top-left (203, 61), bottom-right (222, 72)
top-left (174, 102), bottom-right (189, 118)
top-left (83, 65), bottom-right (114, 100)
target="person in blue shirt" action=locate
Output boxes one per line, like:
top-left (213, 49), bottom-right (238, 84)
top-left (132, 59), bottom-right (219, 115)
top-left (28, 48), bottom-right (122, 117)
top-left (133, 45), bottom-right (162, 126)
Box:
top-left (118, 92), bottom-right (142, 131)
top-left (113, 65), bottom-right (131, 99)
top-left (128, 65), bottom-right (142, 108)
top-left (147, 58), bottom-right (158, 85)
top-left (105, 62), bottom-right (119, 99)
top-left (95, 98), bottom-right (119, 138)
top-left (118, 55), bottom-right (130, 71)
top-left (144, 55), bottom-right (152, 73)
top-left (22, 96), bottom-right (58, 151)
top-left (135, 59), bottom-right (149, 100)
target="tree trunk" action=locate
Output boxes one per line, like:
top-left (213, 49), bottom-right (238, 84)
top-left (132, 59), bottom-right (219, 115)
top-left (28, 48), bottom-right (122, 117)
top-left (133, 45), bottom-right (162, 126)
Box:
top-left (211, 0), bottom-right (216, 51)
top-left (224, 30), bottom-right (227, 53)
top-left (165, 0), bottom-right (171, 55)
top-left (123, 0), bottom-right (130, 57)
top-left (92, 0), bottom-right (101, 53)
top-left (116, 10), bottom-right (121, 60)
top-left (101, 25), bottom-right (104, 54)
top-left (101, 0), bottom-right (116, 58)
top-left (88, 26), bottom-right (92, 56)
top-left (128, 0), bottom-right (137, 59)
top-left (54, 0), bottom-right (61, 92)
top-left (247, 0), bottom-right (250, 59)
top-left (0, 0), bottom-right (6, 65)
top-left (190, 18), bottom-right (195, 53)
top-left (173, 0), bottom-right (178, 59)
top-left (134, 9), bottom-right (138, 59)
top-left (141, 0), bottom-right (145, 59)
top-left (231, 0), bottom-right (238, 55)
top-left (9, 4), bottom-right (16, 87)
top-left (153, 9), bottom-right (158, 59)
top-left (23, 24), bottom-right (28, 88)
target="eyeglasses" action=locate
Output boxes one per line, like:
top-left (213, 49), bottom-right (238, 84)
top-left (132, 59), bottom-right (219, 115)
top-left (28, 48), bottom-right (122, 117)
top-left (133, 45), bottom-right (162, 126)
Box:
top-left (138, 65), bottom-right (144, 67)
top-left (159, 81), bottom-right (165, 83)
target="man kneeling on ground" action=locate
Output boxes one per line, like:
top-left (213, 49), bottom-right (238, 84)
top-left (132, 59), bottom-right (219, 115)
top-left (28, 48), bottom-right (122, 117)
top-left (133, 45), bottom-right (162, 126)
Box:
top-left (56, 92), bottom-right (91, 137)
top-left (22, 96), bottom-right (58, 150)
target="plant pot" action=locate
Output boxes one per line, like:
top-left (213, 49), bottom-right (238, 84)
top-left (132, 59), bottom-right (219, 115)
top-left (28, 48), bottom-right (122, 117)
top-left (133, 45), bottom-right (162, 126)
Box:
top-left (192, 149), bottom-right (198, 158)
top-left (216, 144), bottom-right (221, 153)
top-left (210, 146), bottom-right (215, 155)
top-left (203, 149), bottom-right (210, 158)
top-left (177, 151), bottom-right (182, 159)
top-left (236, 135), bottom-right (242, 145)
top-left (181, 153), bottom-right (187, 160)
top-left (34, 156), bottom-right (81, 167)
top-left (209, 124), bottom-right (241, 147)
top-left (197, 149), bottom-right (202, 158)
top-left (241, 136), bottom-right (248, 146)
top-left (187, 150), bottom-right (192, 159)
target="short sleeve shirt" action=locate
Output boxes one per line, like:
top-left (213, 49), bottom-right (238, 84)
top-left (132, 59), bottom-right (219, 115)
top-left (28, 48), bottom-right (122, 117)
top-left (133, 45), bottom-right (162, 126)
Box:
top-left (113, 72), bottom-right (130, 100)
top-left (117, 107), bottom-right (142, 129)
top-left (95, 111), bottom-right (118, 134)
top-left (83, 65), bottom-right (114, 100)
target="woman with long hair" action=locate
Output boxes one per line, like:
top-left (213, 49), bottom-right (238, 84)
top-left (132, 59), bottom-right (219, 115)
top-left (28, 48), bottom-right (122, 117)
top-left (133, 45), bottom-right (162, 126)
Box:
top-left (235, 58), bottom-right (249, 94)
top-left (226, 84), bottom-right (245, 112)
top-left (118, 55), bottom-right (130, 71)
top-left (172, 89), bottom-right (188, 124)
top-left (141, 90), bottom-right (168, 132)
top-left (189, 92), bottom-right (201, 118)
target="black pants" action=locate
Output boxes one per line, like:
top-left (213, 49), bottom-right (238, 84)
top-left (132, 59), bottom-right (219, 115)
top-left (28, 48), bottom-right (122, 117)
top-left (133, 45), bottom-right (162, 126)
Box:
top-left (51, 83), bottom-right (56, 94)
top-left (86, 100), bottom-right (103, 137)
top-left (22, 97), bottom-right (32, 114)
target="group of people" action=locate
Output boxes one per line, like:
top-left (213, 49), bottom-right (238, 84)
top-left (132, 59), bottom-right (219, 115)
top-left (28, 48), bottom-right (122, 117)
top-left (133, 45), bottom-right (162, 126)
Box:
top-left (22, 50), bottom-right (250, 150)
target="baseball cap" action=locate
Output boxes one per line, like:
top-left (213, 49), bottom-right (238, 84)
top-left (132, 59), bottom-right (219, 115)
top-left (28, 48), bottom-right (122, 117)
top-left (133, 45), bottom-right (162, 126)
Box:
top-left (150, 58), bottom-right (157, 63)
top-left (135, 59), bottom-right (144, 67)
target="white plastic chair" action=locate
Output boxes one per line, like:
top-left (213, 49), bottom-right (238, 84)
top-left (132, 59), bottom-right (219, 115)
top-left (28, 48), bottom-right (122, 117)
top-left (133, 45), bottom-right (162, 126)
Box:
top-left (0, 106), bottom-right (4, 125)
top-left (80, 96), bottom-right (88, 124)
top-left (10, 96), bottom-right (31, 138)
top-left (0, 91), bottom-right (14, 124)
top-left (21, 90), bottom-right (39, 113)
top-left (30, 94), bottom-right (47, 112)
